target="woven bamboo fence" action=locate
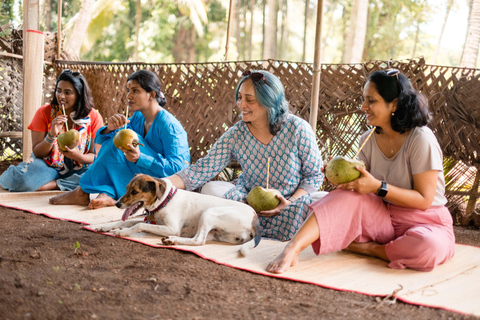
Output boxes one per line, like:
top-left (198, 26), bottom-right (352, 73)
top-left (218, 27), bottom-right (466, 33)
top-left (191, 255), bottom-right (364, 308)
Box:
top-left (1, 29), bottom-right (479, 226)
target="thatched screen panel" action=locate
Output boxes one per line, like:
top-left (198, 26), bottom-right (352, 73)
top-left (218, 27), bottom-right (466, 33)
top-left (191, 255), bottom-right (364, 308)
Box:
top-left (0, 26), bottom-right (62, 160)
top-left (0, 55), bottom-right (479, 223)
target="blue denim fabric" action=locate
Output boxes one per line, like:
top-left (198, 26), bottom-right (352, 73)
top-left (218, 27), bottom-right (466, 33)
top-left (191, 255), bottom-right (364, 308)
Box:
top-left (0, 154), bottom-right (88, 192)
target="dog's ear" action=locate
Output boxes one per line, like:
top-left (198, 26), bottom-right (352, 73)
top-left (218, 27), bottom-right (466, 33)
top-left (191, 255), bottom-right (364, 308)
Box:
top-left (155, 179), bottom-right (167, 199)
top-left (144, 180), bottom-right (156, 193)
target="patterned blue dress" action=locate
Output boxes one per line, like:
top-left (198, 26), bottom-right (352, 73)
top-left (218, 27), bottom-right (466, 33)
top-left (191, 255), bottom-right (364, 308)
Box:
top-left (177, 114), bottom-right (324, 240)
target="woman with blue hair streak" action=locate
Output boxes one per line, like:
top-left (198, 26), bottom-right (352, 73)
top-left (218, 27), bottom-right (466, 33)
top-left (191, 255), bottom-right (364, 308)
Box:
top-left (167, 70), bottom-right (325, 241)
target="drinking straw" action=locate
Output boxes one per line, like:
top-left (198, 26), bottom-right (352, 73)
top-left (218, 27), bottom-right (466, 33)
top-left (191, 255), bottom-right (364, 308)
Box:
top-left (124, 105), bottom-right (129, 129)
top-left (266, 157), bottom-right (271, 189)
top-left (354, 126), bottom-right (376, 159)
top-left (61, 104), bottom-right (68, 131)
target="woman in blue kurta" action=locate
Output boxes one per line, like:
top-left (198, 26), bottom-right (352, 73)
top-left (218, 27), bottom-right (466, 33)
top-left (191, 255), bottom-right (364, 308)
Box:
top-left (169, 70), bottom-right (324, 241)
top-left (49, 70), bottom-right (190, 209)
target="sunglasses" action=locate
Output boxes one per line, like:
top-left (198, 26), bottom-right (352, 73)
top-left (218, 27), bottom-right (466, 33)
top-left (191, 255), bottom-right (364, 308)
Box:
top-left (62, 69), bottom-right (81, 76)
top-left (386, 68), bottom-right (399, 81)
top-left (242, 70), bottom-right (266, 84)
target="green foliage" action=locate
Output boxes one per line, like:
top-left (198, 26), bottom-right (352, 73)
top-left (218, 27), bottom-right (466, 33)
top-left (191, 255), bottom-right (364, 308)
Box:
top-left (0, 0), bottom-right (14, 26)
top-left (364, 0), bottom-right (431, 60)
top-left (74, 241), bottom-right (80, 253)
top-left (83, 0), bottom-right (178, 62)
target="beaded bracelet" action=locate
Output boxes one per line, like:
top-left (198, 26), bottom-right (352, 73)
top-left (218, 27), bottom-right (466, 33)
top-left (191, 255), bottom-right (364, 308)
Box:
top-left (44, 132), bottom-right (57, 144)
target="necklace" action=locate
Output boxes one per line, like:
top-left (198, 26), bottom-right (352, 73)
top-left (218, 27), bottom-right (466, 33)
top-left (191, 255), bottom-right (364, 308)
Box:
top-left (391, 148), bottom-right (394, 154)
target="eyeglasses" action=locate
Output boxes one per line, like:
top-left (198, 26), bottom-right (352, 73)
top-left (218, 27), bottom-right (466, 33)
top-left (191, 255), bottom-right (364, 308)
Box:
top-left (242, 70), bottom-right (266, 84)
top-left (62, 69), bottom-right (81, 76)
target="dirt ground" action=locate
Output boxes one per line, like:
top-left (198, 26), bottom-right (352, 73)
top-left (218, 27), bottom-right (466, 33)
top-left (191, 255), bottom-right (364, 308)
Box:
top-left (0, 161), bottom-right (479, 320)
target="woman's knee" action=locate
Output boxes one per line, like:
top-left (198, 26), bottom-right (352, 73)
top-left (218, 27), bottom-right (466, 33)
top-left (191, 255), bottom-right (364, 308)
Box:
top-left (200, 181), bottom-right (235, 197)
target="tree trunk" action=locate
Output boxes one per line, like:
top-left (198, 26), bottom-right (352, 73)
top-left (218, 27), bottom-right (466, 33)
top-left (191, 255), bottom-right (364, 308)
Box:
top-left (235, 1), bottom-right (243, 59)
top-left (173, 24), bottom-right (187, 62)
top-left (248, 0), bottom-right (254, 59)
top-left (188, 26), bottom-right (196, 62)
top-left (433, 0), bottom-right (453, 64)
top-left (342, 0), bottom-right (357, 63)
top-left (263, 0), bottom-right (277, 59)
top-left (44, 0), bottom-right (52, 31)
top-left (302, 0), bottom-right (310, 62)
top-left (65, 0), bottom-right (96, 58)
top-left (461, 0), bottom-right (480, 67)
top-left (343, 0), bottom-right (368, 63)
top-left (133, 0), bottom-right (142, 61)
top-left (262, 0), bottom-right (266, 59)
top-left (351, 0), bottom-right (368, 63)
top-left (278, 0), bottom-right (288, 59)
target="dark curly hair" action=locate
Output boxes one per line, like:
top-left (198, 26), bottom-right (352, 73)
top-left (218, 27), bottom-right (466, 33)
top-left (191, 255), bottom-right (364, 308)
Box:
top-left (127, 70), bottom-right (167, 107)
top-left (51, 69), bottom-right (94, 120)
top-left (367, 70), bottom-right (431, 134)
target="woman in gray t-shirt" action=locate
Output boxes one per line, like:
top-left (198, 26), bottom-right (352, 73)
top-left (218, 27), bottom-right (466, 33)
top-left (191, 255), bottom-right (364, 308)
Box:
top-left (266, 69), bottom-right (455, 274)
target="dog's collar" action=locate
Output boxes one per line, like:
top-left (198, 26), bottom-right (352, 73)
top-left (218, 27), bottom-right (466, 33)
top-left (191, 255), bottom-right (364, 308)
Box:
top-left (144, 186), bottom-right (177, 216)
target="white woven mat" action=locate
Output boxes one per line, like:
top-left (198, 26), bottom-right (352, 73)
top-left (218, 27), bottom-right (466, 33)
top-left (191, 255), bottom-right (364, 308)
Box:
top-left (1, 190), bottom-right (479, 316)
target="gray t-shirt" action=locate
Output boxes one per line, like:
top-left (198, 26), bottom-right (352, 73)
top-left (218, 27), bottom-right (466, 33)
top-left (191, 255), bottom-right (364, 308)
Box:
top-left (358, 126), bottom-right (447, 206)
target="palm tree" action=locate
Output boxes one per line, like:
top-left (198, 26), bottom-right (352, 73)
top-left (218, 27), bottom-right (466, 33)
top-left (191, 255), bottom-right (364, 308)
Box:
top-left (461, 0), bottom-right (480, 68)
top-left (65, 0), bottom-right (96, 58)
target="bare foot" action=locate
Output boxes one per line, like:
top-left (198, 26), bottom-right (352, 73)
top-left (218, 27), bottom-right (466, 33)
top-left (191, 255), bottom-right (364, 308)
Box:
top-left (88, 193), bottom-right (116, 210)
top-left (49, 187), bottom-right (90, 206)
top-left (343, 242), bottom-right (389, 262)
top-left (266, 244), bottom-right (300, 274)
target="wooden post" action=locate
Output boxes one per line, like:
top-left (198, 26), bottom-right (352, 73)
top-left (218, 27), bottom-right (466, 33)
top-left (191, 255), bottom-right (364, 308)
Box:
top-left (309, 0), bottom-right (324, 131)
top-left (22, 0), bottom-right (44, 161)
top-left (224, 0), bottom-right (234, 61)
top-left (57, 0), bottom-right (62, 59)
top-left (466, 168), bottom-right (480, 215)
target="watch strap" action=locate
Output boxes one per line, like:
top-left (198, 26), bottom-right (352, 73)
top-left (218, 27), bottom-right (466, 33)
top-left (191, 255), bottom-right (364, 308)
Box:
top-left (376, 181), bottom-right (388, 198)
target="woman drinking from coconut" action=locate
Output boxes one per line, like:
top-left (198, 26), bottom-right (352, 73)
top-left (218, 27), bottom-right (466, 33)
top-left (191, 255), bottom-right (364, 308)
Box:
top-left (0, 69), bottom-right (104, 192)
top-left (167, 70), bottom-right (325, 241)
top-left (266, 70), bottom-right (455, 273)
top-left (49, 69), bottom-right (190, 209)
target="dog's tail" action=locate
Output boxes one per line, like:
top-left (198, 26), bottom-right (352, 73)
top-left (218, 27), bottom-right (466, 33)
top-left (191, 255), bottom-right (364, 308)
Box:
top-left (239, 216), bottom-right (262, 256)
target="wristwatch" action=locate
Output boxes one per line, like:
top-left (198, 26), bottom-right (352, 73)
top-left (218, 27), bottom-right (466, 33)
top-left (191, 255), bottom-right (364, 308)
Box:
top-left (376, 181), bottom-right (388, 198)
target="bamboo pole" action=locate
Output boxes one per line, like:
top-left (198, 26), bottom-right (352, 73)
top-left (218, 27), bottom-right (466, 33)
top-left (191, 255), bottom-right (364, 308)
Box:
top-left (57, 0), bottom-right (62, 59)
top-left (0, 51), bottom-right (52, 65)
top-left (22, 0), bottom-right (44, 161)
top-left (309, 0), bottom-right (324, 130)
top-left (224, 0), bottom-right (234, 61)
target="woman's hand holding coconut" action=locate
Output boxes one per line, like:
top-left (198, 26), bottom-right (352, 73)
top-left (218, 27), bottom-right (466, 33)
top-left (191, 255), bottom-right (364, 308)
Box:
top-left (336, 166), bottom-right (382, 195)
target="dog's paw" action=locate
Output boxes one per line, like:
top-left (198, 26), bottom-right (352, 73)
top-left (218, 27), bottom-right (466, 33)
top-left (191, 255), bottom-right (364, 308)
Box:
top-left (110, 228), bottom-right (131, 237)
top-left (161, 236), bottom-right (176, 245)
top-left (92, 225), bottom-right (112, 233)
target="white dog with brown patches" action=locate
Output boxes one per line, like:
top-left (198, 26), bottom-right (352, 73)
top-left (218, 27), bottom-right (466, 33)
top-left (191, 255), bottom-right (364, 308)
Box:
top-left (92, 174), bottom-right (261, 255)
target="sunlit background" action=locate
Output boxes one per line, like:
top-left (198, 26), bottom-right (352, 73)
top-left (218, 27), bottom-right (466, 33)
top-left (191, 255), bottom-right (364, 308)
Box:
top-left (0, 0), bottom-right (474, 67)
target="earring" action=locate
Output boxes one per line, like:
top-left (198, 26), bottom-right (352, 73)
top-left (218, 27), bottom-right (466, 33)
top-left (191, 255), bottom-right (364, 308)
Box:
top-left (391, 112), bottom-right (395, 116)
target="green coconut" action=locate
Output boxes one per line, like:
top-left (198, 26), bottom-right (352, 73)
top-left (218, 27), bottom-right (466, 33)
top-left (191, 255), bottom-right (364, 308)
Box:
top-left (246, 186), bottom-right (282, 213)
top-left (113, 129), bottom-right (144, 151)
top-left (324, 156), bottom-right (365, 185)
top-left (57, 129), bottom-right (80, 151)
